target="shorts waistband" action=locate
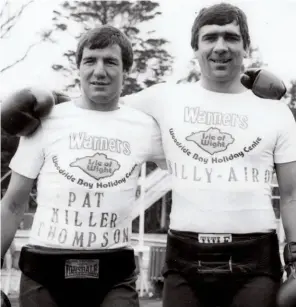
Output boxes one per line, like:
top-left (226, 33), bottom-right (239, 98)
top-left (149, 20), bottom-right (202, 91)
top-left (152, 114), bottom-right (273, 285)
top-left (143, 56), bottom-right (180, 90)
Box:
top-left (169, 229), bottom-right (276, 242)
top-left (26, 244), bottom-right (133, 255)
top-left (165, 228), bottom-right (282, 279)
top-left (19, 244), bottom-right (136, 287)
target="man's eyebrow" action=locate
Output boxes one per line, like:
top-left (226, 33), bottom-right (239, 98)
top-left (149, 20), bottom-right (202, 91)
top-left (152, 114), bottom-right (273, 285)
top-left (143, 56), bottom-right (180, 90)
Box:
top-left (202, 31), bottom-right (241, 37)
top-left (104, 56), bottom-right (119, 62)
top-left (82, 56), bottom-right (95, 61)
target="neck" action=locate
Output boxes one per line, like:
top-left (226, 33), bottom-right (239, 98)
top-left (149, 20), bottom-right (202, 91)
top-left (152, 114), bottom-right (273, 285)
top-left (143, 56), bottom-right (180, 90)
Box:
top-left (200, 75), bottom-right (247, 94)
top-left (79, 93), bottom-right (120, 111)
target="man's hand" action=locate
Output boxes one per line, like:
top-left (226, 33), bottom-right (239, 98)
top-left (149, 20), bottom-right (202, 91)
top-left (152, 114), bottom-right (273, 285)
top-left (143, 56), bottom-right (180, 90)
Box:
top-left (1, 88), bottom-right (70, 137)
top-left (277, 242), bottom-right (296, 307)
top-left (241, 68), bottom-right (286, 100)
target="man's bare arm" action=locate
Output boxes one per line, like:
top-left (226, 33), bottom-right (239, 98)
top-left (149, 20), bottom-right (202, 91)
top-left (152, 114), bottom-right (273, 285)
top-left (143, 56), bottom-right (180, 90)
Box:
top-left (275, 161), bottom-right (296, 242)
top-left (1, 172), bottom-right (35, 258)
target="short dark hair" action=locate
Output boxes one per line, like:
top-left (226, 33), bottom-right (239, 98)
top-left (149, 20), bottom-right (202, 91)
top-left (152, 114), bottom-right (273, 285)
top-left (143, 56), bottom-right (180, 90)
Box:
top-left (191, 3), bottom-right (250, 50)
top-left (76, 25), bottom-right (133, 72)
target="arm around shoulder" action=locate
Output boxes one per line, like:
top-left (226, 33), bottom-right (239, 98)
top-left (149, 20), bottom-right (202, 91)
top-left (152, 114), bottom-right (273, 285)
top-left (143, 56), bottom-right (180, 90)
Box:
top-left (121, 83), bottom-right (167, 120)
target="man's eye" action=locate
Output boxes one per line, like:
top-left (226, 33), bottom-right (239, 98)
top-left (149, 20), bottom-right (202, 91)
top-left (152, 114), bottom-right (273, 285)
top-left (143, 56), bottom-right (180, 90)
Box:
top-left (204, 35), bottom-right (216, 42)
top-left (226, 35), bottom-right (240, 41)
top-left (84, 59), bottom-right (94, 64)
top-left (106, 60), bottom-right (117, 65)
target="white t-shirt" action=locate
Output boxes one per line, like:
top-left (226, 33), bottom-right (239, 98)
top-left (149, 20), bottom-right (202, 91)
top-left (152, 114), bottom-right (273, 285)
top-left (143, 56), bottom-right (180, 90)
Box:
top-left (10, 101), bottom-right (165, 250)
top-left (123, 82), bottom-right (296, 234)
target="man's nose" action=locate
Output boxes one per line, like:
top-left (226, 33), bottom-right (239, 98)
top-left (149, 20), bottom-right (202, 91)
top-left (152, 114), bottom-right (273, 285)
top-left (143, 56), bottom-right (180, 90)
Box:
top-left (213, 37), bottom-right (228, 54)
top-left (93, 61), bottom-right (107, 77)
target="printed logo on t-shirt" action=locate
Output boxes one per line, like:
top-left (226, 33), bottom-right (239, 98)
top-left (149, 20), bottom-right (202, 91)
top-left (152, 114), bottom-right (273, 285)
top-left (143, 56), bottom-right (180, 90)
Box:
top-left (70, 153), bottom-right (120, 180)
top-left (52, 155), bottom-right (138, 190)
top-left (186, 127), bottom-right (235, 155)
top-left (184, 107), bottom-right (248, 129)
top-left (169, 128), bottom-right (263, 166)
top-left (69, 132), bottom-right (131, 156)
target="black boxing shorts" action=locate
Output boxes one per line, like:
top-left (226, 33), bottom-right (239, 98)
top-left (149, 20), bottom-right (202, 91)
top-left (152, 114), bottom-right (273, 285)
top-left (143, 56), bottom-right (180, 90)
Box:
top-left (163, 229), bottom-right (283, 282)
top-left (18, 245), bottom-right (137, 306)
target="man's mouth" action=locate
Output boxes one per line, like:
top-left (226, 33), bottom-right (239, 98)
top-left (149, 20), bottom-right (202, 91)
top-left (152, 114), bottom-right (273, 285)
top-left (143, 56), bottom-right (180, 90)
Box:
top-left (91, 81), bottom-right (109, 86)
top-left (210, 59), bottom-right (231, 64)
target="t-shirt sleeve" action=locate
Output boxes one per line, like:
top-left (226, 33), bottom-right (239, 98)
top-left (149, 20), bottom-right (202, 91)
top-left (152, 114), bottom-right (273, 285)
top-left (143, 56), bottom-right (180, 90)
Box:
top-left (274, 104), bottom-right (296, 164)
top-left (9, 127), bottom-right (45, 179)
top-left (121, 83), bottom-right (166, 121)
top-left (146, 118), bottom-right (167, 169)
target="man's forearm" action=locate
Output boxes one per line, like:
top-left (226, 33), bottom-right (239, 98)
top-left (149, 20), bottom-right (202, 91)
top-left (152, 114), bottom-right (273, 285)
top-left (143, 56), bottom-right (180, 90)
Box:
top-left (1, 198), bottom-right (27, 259)
top-left (280, 199), bottom-right (296, 243)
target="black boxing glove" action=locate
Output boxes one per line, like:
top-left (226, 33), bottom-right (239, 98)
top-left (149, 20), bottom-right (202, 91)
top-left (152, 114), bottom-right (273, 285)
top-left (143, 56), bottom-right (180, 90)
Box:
top-left (241, 68), bottom-right (286, 100)
top-left (1, 290), bottom-right (11, 307)
top-left (277, 242), bottom-right (296, 307)
top-left (1, 88), bottom-right (70, 137)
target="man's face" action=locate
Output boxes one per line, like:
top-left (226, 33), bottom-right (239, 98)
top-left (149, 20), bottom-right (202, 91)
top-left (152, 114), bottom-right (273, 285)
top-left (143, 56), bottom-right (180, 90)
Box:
top-left (79, 44), bottom-right (124, 105)
top-left (195, 21), bottom-right (247, 84)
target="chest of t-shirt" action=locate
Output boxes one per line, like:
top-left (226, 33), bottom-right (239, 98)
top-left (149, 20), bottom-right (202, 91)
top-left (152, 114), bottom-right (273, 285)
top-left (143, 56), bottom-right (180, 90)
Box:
top-left (39, 114), bottom-right (150, 192)
top-left (160, 99), bottom-right (277, 166)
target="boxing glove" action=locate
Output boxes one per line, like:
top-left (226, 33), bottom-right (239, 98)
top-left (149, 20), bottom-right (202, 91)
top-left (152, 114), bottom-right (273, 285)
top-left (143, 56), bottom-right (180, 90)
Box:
top-left (277, 242), bottom-right (296, 307)
top-left (1, 88), bottom-right (55, 136)
top-left (1, 290), bottom-right (11, 307)
top-left (241, 68), bottom-right (286, 100)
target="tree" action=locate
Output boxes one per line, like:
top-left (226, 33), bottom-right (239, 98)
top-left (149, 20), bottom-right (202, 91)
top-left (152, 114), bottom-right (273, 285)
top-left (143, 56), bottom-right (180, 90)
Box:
top-left (177, 59), bottom-right (200, 84)
top-left (50, 1), bottom-right (173, 95)
top-left (0, 0), bottom-right (52, 189)
top-left (0, 0), bottom-right (53, 74)
top-left (286, 80), bottom-right (296, 109)
top-left (1, 0), bottom-right (55, 185)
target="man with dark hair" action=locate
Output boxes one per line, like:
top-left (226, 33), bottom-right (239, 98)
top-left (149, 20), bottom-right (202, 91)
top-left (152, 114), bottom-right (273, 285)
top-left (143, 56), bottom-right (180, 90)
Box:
top-left (1, 25), bottom-right (165, 307)
top-left (123, 3), bottom-right (296, 306)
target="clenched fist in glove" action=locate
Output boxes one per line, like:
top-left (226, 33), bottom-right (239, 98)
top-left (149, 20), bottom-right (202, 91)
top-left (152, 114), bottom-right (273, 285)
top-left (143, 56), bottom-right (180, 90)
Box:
top-left (240, 68), bottom-right (286, 100)
top-left (1, 88), bottom-right (70, 136)
top-left (277, 242), bottom-right (296, 307)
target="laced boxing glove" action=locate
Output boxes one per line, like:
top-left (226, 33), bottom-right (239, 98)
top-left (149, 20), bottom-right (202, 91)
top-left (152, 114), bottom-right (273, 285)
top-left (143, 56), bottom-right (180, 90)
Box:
top-left (1, 88), bottom-right (70, 137)
top-left (277, 242), bottom-right (296, 307)
top-left (241, 68), bottom-right (286, 100)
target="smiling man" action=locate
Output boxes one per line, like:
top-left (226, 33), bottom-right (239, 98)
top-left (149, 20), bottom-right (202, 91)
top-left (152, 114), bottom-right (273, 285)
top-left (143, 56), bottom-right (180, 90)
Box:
top-left (1, 25), bottom-right (165, 307)
top-left (123, 3), bottom-right (296, 307)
